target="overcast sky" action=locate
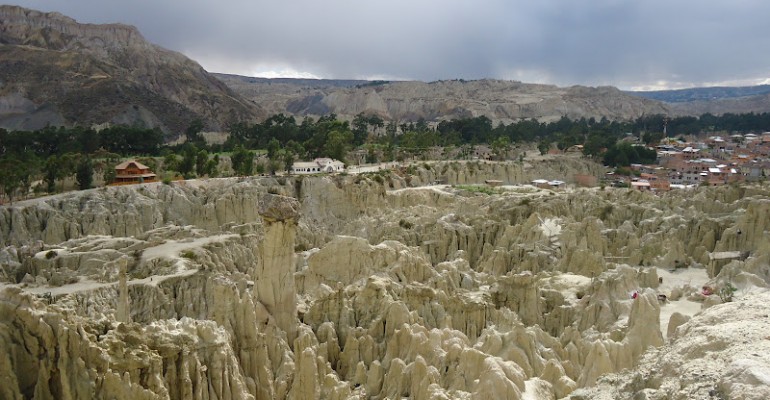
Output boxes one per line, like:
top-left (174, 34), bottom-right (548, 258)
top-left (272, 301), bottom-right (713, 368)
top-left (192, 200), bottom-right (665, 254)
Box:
top-left (9, 0), bottom-right (770, 90)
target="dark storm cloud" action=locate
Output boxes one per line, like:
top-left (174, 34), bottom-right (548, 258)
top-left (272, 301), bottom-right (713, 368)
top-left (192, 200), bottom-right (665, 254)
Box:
top-left (10, 0), bottom-right (770, 88)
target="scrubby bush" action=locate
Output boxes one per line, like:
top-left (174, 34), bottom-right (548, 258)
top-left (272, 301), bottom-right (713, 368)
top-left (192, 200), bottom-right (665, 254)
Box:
top-left (718, 283), bottom-right (737, 302)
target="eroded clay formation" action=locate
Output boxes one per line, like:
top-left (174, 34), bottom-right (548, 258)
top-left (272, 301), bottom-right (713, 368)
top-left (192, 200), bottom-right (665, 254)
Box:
top-left (1, 160), bottom-right (769, 399)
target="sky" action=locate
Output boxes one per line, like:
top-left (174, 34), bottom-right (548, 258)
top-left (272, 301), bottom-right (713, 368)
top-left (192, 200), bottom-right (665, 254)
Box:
top-left (9, 0), bottom-right (770, 90)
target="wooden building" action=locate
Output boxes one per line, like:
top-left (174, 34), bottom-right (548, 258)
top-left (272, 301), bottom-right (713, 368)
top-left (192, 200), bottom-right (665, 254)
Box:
top-left (112, 160), bottom-right (158, 185)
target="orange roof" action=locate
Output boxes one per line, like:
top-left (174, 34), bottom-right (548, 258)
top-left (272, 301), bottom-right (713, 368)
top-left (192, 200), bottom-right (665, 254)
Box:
top-left (115, 160), bottom-right (151, 170)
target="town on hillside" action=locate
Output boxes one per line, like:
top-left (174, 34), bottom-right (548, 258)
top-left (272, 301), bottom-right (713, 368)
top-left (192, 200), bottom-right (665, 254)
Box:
top-left (602, 132), bottom-right (770, 191)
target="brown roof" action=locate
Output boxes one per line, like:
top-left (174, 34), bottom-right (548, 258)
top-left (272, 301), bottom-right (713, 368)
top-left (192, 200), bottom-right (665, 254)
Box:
top-left (115, 160), bottom-right (151, 170)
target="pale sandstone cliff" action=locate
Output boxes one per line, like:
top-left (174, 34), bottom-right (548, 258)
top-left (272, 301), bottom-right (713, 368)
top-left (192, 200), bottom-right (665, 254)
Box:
top-left (0, 160), bottom-right (769, 399)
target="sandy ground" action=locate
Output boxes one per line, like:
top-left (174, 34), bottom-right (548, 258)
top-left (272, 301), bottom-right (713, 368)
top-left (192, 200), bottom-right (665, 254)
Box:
top-left (140, 234), bottom-right (238, 262)
top-left (4, 234), bottom-right (239, 297)
top-left (655, 267), bottom-right (710, 339)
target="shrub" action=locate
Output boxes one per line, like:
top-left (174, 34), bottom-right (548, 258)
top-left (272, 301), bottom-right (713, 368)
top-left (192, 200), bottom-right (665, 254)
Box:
top-left (45, 250), bottom-right (58, 259)
top-left (718, 283), bottom-right (737, 302)
top-left (456, 185), bottom-right (500, 195)
top-left (180, 250), bottom-right (197, 261)
top-left (399, 219), bottom-right (414, 229)
top-left (599, 204), bottom-right (613, 220)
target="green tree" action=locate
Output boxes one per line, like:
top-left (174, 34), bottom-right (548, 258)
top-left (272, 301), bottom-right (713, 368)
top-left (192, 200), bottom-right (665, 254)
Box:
top-left (266, 138), bottom-right (281, 159)
top-left (76, 156), bottom-right (94, 190)
top-left (43, 153), bottom-right (78, 193)
top-left (205, 154), bottom-right (220, 177)
top-left (0, 154), bottom-right (32, 204)
top-left (537, 139), bottom-right (551, 155)
top-left (178, 145), bottom-right (198, 178)
top-left (196, 149), bottom-right (210, 176)
top-left (163, 153), bottom-right (179, 173)
top-left (285, 140), bottom-right (305, 160)
top-left (603, 142), bottom-right (657, 167)
top-left (323, 130), bottom-right (353, 163)
top-left (386, 121), bottom-right (398, 140)
top-left (642, 131), bottom-right (664, 145)
top-left (365, 144), bottom-right (379, 164)
top-left (185, 119), bottom-right (205, 147)
top-left (352, 113), bottom-right (370, 145)
top-left (103, 161), bottom-right (117, 185)
top-left (267, 159), bottom-right (281, 175)
top-left (490, 136), bottom-right (512, 160)
top-left (282, 150), bottom-right (295, 173)
top-left (230, 145), bottom-right (254, 176)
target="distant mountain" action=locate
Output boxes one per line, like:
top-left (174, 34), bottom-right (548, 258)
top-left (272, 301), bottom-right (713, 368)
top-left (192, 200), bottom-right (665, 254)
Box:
top-left (10, 5), bottom-right (764, 136)
top-left (628, 85), bottom-right (770, 117)
top-left (214, 74), bottom-right (369, 89)
top-left (215, 75), bottom-right (672, 124)
top-left (629, 85), bottom-right (770, 103)
top-left (0, 5), bottom-right (263, 135)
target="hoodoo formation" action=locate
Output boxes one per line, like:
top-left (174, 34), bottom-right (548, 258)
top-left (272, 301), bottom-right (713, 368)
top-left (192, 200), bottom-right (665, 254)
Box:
top-left (257, 194), bottom-right (301, 345)
top-left (1, 160), bottom-right (769, 399)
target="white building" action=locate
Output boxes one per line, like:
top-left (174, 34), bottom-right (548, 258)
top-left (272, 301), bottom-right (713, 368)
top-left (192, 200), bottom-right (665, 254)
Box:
top-left (291, 158), bottom-right (345, 174)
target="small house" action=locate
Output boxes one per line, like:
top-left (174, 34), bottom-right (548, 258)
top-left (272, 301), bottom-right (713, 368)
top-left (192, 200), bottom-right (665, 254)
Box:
top-left (112, 160), bottom-right (158, 185)
top-left (631, 180), bottom-right (651, 191)
top-left (291, 158), bottom-right (345, 174)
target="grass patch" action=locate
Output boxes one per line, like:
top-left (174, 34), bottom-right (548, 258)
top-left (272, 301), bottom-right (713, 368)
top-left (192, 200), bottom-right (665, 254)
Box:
top-left (455, 185), bottom-right (501, 195)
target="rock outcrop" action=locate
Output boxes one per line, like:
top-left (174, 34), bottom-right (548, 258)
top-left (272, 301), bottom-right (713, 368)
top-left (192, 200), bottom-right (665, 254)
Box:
top-left (574, 291), bottom-right (770, 400)
top-left (257, 194), bottom-right (301, 345)
top-left (1, 160), bottom-right (769, 399)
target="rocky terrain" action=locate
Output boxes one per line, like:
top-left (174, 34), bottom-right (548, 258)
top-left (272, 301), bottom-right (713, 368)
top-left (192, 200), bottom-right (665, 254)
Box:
top-left (631, 85), bottom-right (770, 116)
top-left (1, 158), bottom-right (769, 399)
top-left (215, 75), bottom-right (672, 124)
top-left (630, 85), bottom-right (770, 103)
top-left (666, 92), bottom-right (770, 117)
top-left (0, 5), bottom-right (263, 134)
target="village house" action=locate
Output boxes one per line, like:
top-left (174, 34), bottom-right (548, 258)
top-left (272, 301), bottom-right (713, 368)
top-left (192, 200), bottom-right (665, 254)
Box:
top-left (531, 179), bottom-right (565, 189)
top-left (574, 174), bottom-right (598, 187)
top-left (291, 158), bottom-right (345, 174)
top-left (112, 160), bottom-right (158, 185)
top-left (746, 161), bottom-right (770, 181)
top-left (631, 180), bottom-right (651, 191)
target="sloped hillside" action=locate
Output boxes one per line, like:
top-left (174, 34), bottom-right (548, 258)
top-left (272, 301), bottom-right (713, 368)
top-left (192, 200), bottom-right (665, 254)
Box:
top-left (0, 5), bottom-right (263, 134)
top-left (216, 74), bottom-right (673, 124)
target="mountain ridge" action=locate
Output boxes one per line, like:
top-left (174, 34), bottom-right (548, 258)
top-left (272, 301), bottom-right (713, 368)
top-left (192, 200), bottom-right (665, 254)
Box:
top-left (214, 73), bottom-right (673, 124)
top-left (4, 5), bottom-right (770, 136)
top-left (0, 5), bottom-right (263, 135)
top-left (629, 84), bottom-right (770, 103)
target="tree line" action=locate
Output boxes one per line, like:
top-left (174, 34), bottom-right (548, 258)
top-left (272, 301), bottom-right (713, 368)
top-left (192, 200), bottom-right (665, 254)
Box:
top-left (2, 111), bottom-right (770, 203)
top-left (0, 126), bottom-right (163, 203)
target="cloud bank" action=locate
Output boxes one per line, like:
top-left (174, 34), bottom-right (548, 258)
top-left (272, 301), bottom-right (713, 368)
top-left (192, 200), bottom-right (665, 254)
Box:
top-left (11, 0), bottom-right (770, 89)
